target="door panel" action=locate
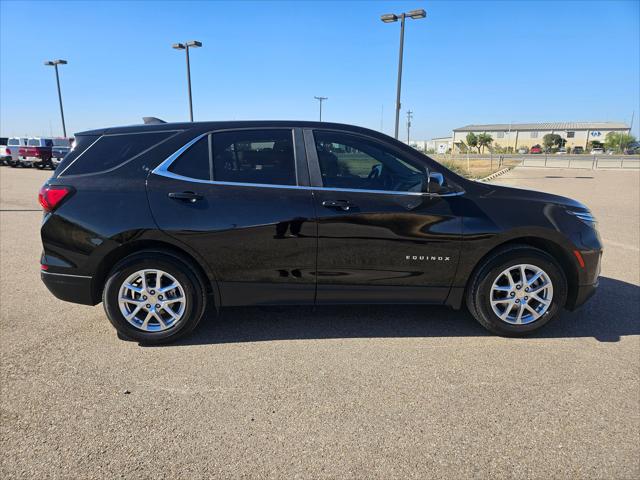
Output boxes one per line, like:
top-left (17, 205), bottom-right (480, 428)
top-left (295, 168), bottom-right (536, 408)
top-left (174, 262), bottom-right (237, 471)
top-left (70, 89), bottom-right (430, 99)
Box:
top-left (306, 128), bottom-right (462, 304)
top-left (148, 175), bottom-right (317, 305)
top-left (147, 128), bottom-right (317, 306)
top-left (313, 189), bottom-right (462, 303)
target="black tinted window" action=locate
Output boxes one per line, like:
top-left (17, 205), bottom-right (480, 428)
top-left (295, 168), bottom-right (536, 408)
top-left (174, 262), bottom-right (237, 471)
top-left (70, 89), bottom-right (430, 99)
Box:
top-left (61, 131), bottom-right (173, 176)
top-left (212, 130), bottom-right (296, 185)
top-left (54, 135), bottom-right (100, 174)
top-left (168, 136), bottom-right (211, 180)
top-left (314, 131), bottom-right (426, 192)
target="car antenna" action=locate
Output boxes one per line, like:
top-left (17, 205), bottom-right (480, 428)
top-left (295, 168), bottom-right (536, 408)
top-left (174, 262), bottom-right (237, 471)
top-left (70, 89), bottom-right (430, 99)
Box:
top-left (142, 117), bottom-right (167, 125)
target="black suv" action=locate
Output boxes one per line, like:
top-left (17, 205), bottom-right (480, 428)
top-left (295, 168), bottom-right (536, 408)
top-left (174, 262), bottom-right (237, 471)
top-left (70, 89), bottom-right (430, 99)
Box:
top-left (40, 121), bottom-right (602, 344)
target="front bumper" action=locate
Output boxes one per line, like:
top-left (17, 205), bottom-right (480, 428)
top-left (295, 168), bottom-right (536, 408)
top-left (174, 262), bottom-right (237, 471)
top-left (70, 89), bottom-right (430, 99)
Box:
top-left (41, 271), bottom-right (97, 305)
top-left (567, 280), bottom-right (599, 310)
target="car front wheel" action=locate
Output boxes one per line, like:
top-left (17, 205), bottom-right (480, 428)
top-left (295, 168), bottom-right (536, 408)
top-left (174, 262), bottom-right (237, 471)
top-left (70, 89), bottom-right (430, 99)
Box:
top-left (103, 251), bottom-right (207, 344)
top-left (466, 245), bottom-right (568, 336)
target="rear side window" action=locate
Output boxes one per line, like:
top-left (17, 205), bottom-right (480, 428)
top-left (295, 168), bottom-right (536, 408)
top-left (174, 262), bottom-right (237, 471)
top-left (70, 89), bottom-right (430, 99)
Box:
top-left (168, 136), bottom-right (211, 180)
top-left (28, 139), bottom-right (39, 146)
top-left (211, 129), bottom-right (296, 186)
top-left (61, 131), bottom-right (174, 176)
top-left (8, 139), bottom-right (20, 146)
top-left (54, 135), bottom-right (100, 174)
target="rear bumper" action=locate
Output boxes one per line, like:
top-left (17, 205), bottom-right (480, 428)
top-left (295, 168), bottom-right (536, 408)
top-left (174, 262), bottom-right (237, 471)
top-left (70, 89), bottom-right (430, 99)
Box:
top-left (41, 271), bottom-right (97, 306)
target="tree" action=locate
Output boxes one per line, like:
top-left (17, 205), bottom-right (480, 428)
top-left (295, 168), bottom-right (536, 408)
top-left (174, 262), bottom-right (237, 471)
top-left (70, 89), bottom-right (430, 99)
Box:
top-left (477, 133), bottom-right (493, 153)
top-left (542, 133), bottom-right (563, 151)
top-left (604, 131), bottom-right (637, 153)
top-left (466, 132), bottom-right (479, 153)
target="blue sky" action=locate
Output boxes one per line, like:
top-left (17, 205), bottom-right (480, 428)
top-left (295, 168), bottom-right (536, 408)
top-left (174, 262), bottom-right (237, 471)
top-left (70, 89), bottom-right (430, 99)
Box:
top-left (1, 0), bottom-right (639, 139)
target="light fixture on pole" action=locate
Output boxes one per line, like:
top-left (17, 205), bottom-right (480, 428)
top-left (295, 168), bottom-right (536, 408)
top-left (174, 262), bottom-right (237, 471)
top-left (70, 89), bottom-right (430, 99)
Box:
top-left (172, 40), bottom-right (203, 122)
top-left (314, 96), bottom-right (328, 121)
top-left (380, 9), bottom-right (426, 139)
top-left (44, 59), bottom-right (68, 137)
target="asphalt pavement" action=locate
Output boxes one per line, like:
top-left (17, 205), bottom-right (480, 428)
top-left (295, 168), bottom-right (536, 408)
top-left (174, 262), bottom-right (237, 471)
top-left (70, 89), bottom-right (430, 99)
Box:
top-left (1, 166), bottom-right (638, 479)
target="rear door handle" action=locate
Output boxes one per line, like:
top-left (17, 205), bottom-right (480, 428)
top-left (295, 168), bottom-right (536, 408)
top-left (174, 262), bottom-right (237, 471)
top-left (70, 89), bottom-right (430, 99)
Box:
top-left (168, 191), bottom-right (203, 203)
top-left (322, 200), bottom-right (353, 211)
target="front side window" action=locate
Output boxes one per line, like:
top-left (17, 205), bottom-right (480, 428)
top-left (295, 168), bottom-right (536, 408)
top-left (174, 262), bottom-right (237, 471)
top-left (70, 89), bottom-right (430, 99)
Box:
top-left (211, 129), bottom-right (296, 186)
top-left (313, 131), bottom-right (426, 192)
top-left (28, 139), bottom-right (39, 146)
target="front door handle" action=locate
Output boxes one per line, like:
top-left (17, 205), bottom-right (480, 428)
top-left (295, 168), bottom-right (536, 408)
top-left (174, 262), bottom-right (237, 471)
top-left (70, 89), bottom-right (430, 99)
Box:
top-left (168, 191), bottom-right (203, 203)
top-left (322, 199), bottom-right (352, 211)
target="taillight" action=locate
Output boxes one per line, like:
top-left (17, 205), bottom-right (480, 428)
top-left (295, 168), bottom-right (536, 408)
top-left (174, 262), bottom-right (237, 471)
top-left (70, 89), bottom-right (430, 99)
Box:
top-left (38, 185), bottom-right (73, 212)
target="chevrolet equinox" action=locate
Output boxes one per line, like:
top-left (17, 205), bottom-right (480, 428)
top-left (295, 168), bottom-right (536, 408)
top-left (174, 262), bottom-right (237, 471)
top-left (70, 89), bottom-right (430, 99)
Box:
top-left (39, 121), bottom-right (602, 344)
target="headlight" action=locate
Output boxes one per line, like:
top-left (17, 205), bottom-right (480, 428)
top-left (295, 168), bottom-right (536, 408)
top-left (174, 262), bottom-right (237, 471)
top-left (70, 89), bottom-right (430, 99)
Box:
top-left (568, 210), bottom-right (596, 225)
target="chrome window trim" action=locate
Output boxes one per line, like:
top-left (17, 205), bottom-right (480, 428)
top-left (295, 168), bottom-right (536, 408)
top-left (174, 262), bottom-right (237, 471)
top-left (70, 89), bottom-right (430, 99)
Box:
top-left (152, 134), bottom-right (465, 198)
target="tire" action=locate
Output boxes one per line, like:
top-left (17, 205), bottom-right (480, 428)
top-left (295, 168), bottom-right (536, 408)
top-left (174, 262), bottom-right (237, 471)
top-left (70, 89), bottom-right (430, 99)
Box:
top-left (465, 244), bottom-right (567, 336)
top-left (103, 251), bottom-right (207, 344)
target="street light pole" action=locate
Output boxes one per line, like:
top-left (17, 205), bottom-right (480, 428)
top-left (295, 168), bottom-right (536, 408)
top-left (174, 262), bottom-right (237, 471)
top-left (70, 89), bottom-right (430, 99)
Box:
top-left (314, 96), bottom-right (328, 121)
top-left (395, 13), bottom-right (405, 140)
top-left (44, 59), bottom-right (68, 137)
top-left (172, 41), bottom-right (202, 122)
top-left (381, 9), bottom-right (426, 139)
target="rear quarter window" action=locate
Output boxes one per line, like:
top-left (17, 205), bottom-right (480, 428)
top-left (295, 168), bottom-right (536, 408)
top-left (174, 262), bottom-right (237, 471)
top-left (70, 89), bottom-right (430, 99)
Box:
top-left (59, 131), bottom-right (176, 176)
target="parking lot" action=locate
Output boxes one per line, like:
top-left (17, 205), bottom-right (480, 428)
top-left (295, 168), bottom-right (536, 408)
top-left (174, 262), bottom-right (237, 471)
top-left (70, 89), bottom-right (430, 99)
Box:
top-left (1, 166), bottom-right (638, 478)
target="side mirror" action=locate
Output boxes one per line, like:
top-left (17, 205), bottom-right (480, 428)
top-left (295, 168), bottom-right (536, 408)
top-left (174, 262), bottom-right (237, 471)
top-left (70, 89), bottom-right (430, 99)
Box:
top-left (423, 171), bottom-right (445, 194)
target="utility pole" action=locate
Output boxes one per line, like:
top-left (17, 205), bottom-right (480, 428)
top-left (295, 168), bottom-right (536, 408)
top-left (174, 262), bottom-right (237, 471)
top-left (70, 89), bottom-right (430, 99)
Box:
top-left (406, 110), bottom-right (413, 144)
top-left (314, 96), bottom-right (328, 121)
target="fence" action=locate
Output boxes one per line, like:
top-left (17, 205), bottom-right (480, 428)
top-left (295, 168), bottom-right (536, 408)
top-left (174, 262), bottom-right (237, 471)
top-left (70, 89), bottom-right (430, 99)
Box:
top-left (431, 153), bottom-right (640, 170)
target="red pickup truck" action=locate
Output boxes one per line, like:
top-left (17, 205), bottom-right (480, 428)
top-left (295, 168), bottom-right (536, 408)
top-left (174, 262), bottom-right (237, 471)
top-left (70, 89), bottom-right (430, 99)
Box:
top-left (18, 138), bottom-right (54, 169)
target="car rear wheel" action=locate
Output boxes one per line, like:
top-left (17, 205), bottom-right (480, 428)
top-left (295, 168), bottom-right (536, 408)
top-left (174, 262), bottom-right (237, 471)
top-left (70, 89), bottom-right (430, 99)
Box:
top-left (103, 252), bottom-right (207, 344)
top-left (466, 245), bottom-right (567, 336)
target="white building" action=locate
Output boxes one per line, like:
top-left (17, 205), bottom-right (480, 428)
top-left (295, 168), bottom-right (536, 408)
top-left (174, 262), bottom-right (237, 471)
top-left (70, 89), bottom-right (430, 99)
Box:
top-left (409, 137), bottom-right (453, 154)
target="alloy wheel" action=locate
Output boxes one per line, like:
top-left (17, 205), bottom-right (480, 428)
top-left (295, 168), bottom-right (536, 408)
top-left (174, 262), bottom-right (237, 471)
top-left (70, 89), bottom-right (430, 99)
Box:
top-left (118, 269), bottom-right (187, 332)
top-left (489, 264), bottom-right (553, 325)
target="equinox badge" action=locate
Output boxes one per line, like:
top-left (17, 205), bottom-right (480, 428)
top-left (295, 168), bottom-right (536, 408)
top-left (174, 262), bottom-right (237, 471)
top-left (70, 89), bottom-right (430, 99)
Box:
top-left (406, 255), bottom-right (451, 261)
